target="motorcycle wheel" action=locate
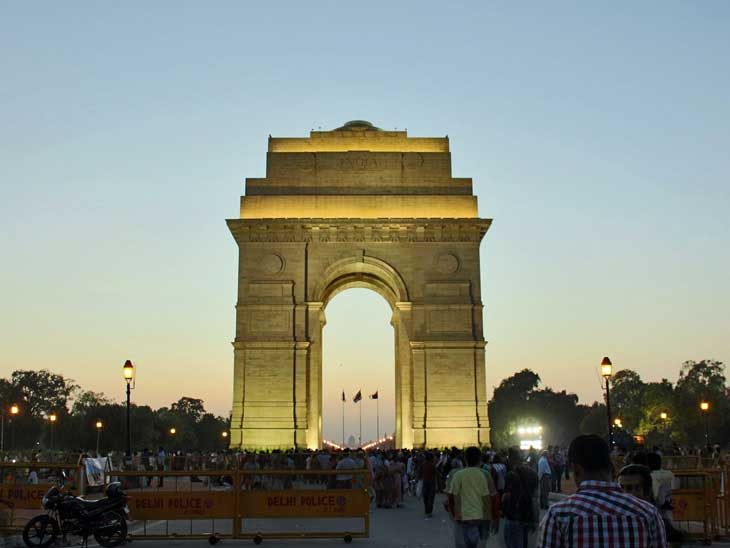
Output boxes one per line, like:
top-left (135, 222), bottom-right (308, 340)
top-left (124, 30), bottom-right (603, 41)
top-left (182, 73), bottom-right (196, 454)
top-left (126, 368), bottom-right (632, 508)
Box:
top-left (93, 510), bottom-right (128, 547)
top-left (22, 514), bottom-right (59, 547)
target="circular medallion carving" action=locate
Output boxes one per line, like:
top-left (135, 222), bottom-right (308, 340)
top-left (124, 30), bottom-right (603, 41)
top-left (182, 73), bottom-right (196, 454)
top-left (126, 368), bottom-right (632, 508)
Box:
top-left (403, 152), bottom-right (424, 169)
top-left (261, 253), bottom-right (284, 274)
top-left (435, 253), bottom-right (459, 274)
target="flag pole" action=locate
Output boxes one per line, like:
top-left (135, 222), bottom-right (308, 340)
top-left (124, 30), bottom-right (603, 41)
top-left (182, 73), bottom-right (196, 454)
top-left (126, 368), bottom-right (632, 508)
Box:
top-left (376, 387), bottom-right (380, 442)
top-left (341, 391), bottom-right (345, 447)
top-left (359, 392), bottom-right (362, 448)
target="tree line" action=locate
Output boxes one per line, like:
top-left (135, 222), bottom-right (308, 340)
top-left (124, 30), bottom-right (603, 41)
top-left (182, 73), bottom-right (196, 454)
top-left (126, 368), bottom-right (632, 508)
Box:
top-left (0, 370), bottom-right (229, 453)
top-left (488, 359), bottom-right (728, 449)
top-left (2, 359), bottom-right (726, 452)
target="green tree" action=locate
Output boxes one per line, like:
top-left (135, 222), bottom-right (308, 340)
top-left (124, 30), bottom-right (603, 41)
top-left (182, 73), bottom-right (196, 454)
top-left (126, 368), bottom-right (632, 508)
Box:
top-left (488, 370), bottom-right (585, 448)
top-left (10, 370), bottom-right (77, 417)
top-left (171, 397), bottom-right (206, 422)
top-left (610, 369), bottom-right (645, 433)
top-left (637, 379), bottom-right (678, 446)
top-left (195, 413), bottom-right (230, 451)
top-left (674, 360), bottom-right (727, 447)
top-left (488, 369), bottom-right (541, 447)
top-left (580, 403), bottom-right (608, 437)
top-left (71, 390), bottom-right (111, 415)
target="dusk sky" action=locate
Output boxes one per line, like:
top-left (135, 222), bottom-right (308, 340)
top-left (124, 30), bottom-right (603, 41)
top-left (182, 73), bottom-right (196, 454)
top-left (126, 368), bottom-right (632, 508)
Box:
top-left (2, 3), bottom-right (728, 442)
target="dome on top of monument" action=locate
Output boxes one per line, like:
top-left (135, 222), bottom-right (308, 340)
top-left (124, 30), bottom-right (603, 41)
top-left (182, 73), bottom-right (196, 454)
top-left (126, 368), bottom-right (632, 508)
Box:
top-left (334, 120), bottom-right (381, 131)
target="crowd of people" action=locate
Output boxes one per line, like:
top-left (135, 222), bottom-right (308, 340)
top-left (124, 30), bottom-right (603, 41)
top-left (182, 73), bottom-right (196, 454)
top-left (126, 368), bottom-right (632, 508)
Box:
top-left (5, 437), bottom-right (725, 548)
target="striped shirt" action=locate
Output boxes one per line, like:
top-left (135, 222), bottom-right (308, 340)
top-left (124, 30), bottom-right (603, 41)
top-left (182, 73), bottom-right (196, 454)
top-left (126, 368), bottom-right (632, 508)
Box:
top-left (537, 481), bottom-right (667, 548)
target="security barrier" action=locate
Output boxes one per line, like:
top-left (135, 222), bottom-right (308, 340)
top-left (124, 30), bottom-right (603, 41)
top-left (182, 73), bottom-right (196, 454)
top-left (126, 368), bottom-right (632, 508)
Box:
top-left (0, 461), bottom-right (84, 533)
top-left (112, 467), bottom-right (370, 542)
top-left (671, 470), bottom-right (714, 542)
top-left (236, 470), bottom-right (370, 542)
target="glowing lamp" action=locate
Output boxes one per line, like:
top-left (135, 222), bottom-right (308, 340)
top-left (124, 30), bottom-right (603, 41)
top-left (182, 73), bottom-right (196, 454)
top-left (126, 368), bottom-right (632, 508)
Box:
top-left (221, 431), bottom-right (228, 438)
top-left (660, 412), bottom-right (668, 420)
top-left (600, 357), bottom-right (613, 378)
top-left (123, 360), bottom-right (135, 382)
top-left (169, 427), bottom-right (176, 435)
top-left (700, 401), bottom-right (710, 412)
top-left (49, 414), bottom-right (57, 423)
top-left (10, 404), bottom-right (19, 415)
top-left (96, 420), bottom-right (103, 430)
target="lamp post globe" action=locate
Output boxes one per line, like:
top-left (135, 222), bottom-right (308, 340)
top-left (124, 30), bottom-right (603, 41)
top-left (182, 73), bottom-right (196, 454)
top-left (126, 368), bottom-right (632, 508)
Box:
top-left (600, 357), bottom-right (614, 447)
top-left (601, 356), bottom-right (613, 378)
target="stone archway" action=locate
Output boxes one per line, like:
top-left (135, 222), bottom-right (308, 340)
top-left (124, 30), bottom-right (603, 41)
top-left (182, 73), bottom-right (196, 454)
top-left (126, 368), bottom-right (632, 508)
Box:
top-left (227, 121), bottom-right (492, 449)
top-left (312, 255), bottom-right (411, 449)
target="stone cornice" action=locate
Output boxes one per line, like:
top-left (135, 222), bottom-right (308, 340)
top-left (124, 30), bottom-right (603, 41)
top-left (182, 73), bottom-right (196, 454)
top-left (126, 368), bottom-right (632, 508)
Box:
top-left (227, 218), bottom-right (492, 243)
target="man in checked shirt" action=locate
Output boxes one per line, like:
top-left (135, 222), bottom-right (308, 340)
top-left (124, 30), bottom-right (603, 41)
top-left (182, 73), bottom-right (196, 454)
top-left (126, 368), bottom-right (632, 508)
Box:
top-left (538, 435), bottom-right (667, 548)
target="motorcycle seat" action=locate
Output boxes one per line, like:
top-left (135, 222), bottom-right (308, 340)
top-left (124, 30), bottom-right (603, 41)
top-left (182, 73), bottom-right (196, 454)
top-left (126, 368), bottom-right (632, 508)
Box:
top-left (77, 498), bottom-right (108, 509)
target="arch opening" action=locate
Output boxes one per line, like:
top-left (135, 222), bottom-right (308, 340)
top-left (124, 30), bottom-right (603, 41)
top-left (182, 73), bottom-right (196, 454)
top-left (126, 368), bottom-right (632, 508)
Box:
top-left (322, 288), bottom-right (395, 448)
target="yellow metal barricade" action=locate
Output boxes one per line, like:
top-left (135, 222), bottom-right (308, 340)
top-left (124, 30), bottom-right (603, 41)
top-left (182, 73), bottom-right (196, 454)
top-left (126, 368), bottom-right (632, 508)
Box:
top-left (672, 470), bottom-right (716, 543)
top-left (115, 469), bottom-right (236, 540)
top-left (0, 461), bottom-right (84, 533)
top-left (236, 469), bottom-right (370, 542)
top-left (113, 466), bottom-right (371, 542)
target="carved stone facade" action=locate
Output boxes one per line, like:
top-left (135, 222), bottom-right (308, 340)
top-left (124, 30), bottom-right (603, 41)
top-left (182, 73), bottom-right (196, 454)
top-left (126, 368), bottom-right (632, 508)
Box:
top-left (227, 120), bottom-right (492, 449)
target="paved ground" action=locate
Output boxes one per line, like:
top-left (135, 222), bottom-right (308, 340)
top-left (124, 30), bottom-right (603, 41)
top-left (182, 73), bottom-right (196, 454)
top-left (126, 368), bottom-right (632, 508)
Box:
top-left (126, 492), bottom-right (534, 548)
top-left (3, 491), bottom-right (728, 547)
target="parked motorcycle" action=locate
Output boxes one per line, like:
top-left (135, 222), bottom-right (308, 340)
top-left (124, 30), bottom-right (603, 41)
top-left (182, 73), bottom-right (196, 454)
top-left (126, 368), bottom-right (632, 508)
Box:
top-left (22, 482), bottom-right (129, 547)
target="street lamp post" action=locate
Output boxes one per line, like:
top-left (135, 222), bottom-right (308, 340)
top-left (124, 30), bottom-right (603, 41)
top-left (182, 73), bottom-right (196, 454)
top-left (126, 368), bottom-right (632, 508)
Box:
top-left (169, 427), bottom-right (176, 452)
top-left (660, 412), bottom-right (669, 448)
top-left (48, 413), bottom-right (57, 451)
top-left (123, 360), bottom-right (135, 457)
top-left (601, 357), bottom-right (614, 447)
top-left (95, 420), bottom-right (103, 455)
top-left (700, 401), bottom-right (710, 448)
top-left (1, 405), bottom-right (20, 453)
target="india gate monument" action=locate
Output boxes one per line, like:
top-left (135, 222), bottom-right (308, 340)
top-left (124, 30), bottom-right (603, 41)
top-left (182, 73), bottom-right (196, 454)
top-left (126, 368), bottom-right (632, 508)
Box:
top-left (227, 120), bottom-right (492, 450)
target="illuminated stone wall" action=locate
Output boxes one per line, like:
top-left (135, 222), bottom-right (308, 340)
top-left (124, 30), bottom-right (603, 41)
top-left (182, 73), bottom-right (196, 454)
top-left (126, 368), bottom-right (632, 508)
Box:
top-left (227, 121), bottom-right (492, 449)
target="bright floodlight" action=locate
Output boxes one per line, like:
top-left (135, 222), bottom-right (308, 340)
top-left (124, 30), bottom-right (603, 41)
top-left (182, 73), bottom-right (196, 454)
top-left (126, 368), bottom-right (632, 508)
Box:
top-left (600, 356), bottom-right (613, 378)
top-left (519, 439), bottom-right (543, 450)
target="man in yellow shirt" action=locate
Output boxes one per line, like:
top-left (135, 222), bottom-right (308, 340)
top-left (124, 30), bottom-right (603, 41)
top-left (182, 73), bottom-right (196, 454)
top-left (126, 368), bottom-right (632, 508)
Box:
top-left (447, 447), bottom-right (496, 548)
